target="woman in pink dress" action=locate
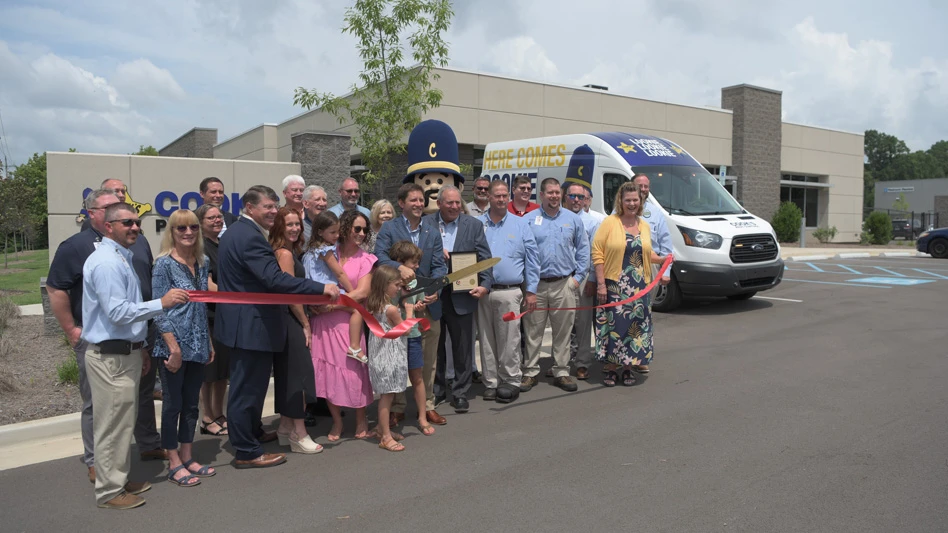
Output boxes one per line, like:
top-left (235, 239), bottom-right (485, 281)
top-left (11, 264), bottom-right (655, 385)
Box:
top-left (308, 210), bottom-right (376, 440)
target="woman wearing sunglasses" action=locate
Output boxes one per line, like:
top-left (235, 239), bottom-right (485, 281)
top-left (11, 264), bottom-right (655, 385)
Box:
top-left (152, 209), bottom-right (216, 487)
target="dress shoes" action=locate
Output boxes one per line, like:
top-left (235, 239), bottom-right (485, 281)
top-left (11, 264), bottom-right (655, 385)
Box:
top-left (124, 481), bottom-right (152, 495)
top-left (434, 394), bottom-right (447, 408)
top-left (258, 430), bottom-right (279, 443)
top-left (575, 367), bottom-right (589, 380)
top-left (97, 491), bottom-right (146, 510)
top-left (495, 384), bottom-right (520, 404)
top-left (139, 449), bottom-right (167, 461)
top-left (234, 453), bottom-right (287, 469)
top-left (88, 466), bottom-right (96, 484)
top-left (425, 410), bottom-right (447, 426)
top-left (553, 376), bottom-right (578, 392)
top-left (451, 397), bottom-right (470, 413)
top-left (482, 388), bottom-right (497, 401)
top-left (472, 371), bottom-right (482, 384)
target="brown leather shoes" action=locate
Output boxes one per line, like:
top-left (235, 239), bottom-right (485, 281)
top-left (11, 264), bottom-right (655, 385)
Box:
top-left (88, 466), bottom-right (95, 484)
top-left (389, 412), bottom-right (405, 427)
top-left (258, 430), bottom-right (279, 443)
top-left (124, 481), bottom-right (152, 495)
top-left (426, 410), bottom-right (447, 426)
top-left (139, 449), bottom-right (168, 461)
top-left (575, 367), bottom-right (589, 380)
top-left (234, 452), bottom-right (286, 469)
top-left (554, 376), bottom-right (578, 392)
top-left (97, 491), bottom-right (145, 510)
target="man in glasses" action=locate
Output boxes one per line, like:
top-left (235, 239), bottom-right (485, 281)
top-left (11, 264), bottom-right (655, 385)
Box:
top-left (466, 176), bottom-right (491, 217)
top-left (47, 188), bottom-right (167, 488)
top-left (563, 183), bottom-right (602, 381)
top-left (80, 202), bottom-right (190, 509)
top-left (199, 177), bottom-right (237, 236)
top-left (507, 175), bottom-right (540, 217)
top-left (329, 177), bottom-right (370, 217)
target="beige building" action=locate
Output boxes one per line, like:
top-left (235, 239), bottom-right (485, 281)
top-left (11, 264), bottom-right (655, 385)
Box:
top-left (208, 67), bottom-right (864, 242)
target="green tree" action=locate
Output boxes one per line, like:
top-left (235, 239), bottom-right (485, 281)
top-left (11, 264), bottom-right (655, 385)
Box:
top-left (0, 177), bottom-right (36, 264)
top-left (928, 140), bottom-right (948, 177)
top-left (864, 129), bottom-right (909, 174)
top-left (293, 0), bottom-right (453, 194)
top-left (877, 151), bottom-right (942, 182)
top-left (891, 192), bottom-right (910, 213)
top-left (132, 145), bottom-right (159, 156)
top-left (8, 152), bottom-right (49, 249)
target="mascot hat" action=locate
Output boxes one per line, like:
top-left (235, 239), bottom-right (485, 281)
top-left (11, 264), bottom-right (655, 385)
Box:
top-left (563, 144), bottom-right (595, 191)
top-left (403, 119), bottom-right (465, 184)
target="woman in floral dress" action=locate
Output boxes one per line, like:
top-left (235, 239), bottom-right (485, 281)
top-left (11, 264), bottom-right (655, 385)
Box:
top-left (591, 181), bottom-right (667, 387)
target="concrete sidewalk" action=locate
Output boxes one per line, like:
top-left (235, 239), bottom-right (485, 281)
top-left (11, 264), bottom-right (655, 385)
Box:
top-left (779, 246), bottom-right (927, 261)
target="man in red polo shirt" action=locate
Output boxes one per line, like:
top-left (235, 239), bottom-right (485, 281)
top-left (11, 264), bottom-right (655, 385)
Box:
top-left (507, 175), bottom-right (540, 217)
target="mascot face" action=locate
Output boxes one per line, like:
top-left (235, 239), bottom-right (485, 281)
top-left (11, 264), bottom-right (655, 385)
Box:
top-left (413, 172), bottom-right (465, 214)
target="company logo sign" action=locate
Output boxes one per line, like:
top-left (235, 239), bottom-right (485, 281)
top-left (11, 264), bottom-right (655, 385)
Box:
top-left (78, 188), bottom-right (242, 230)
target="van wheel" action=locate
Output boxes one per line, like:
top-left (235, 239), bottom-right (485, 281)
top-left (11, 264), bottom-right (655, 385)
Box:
top-left (651, 273), bottom-right (681, 313)
top-left (727, 292), bottom-right (757, 301)
top-left (930, 238), bottom-right (948, 258)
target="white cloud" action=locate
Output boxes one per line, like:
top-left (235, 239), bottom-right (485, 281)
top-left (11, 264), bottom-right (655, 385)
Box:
top-left (112, 59), bottom-right (186, 108)
top-left (487, 36), bottom-right (559, 81)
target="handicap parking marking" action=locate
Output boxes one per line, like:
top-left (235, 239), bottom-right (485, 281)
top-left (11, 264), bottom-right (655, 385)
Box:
top-left (873, 266), bottom-right (906, 277)
top-left (845, 277), bottom-right (935, 286)
top-left (804, 262), bottom-right (825, 272)
top-left (836, 264), bottom-right (863, 275)
top-left (912, 268), bottom-right (948, 280)
top-left (782, 278), bottom-right (892, 289)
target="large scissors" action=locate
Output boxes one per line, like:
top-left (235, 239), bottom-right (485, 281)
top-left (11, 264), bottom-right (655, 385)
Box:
top-left (399, 257), bottom-right (500, 303)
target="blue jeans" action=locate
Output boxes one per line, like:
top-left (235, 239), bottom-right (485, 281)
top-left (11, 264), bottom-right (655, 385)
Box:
top-left (159, 360), bottom-right (204, 450)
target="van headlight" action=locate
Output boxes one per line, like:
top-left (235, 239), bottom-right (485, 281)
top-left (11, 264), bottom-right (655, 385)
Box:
top-left (677, 226), bottom-right (723, 249)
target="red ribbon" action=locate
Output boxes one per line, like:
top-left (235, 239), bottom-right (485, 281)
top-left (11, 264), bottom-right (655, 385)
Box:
top-left (502, 255), bottom-right (673, 322)
top-left (188, 291), bottom-right (429, 339)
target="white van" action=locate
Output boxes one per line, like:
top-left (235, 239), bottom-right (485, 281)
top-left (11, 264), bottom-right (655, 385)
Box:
top-left (481, 132), bottom-right (784, 311)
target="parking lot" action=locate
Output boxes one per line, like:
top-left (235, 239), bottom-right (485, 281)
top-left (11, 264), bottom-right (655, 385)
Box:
top-left (2, 256), bottom-right (946, 532)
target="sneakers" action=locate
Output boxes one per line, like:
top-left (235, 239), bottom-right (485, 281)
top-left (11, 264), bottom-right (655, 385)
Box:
top-left (98, 491), bottom-right (146, 510)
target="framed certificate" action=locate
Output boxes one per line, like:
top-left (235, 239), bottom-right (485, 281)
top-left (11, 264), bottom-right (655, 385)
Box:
top-left (450, 252), bottom-right (478, 291)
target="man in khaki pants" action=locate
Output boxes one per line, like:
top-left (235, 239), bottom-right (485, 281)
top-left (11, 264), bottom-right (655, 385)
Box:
top-left (81, 203), bottom-right (188, 509)
top-left (521, 178), bottom-right (590, 393)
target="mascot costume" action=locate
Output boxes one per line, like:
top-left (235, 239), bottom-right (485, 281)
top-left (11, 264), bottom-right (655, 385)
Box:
top-left (403, 119), bottom-right (465, 214)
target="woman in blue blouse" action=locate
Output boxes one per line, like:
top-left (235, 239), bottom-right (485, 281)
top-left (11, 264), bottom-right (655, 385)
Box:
top-left (152, 209), bottom-right (216, 487)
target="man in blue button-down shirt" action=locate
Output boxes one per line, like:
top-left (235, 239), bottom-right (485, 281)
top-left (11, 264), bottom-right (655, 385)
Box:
top-left (81, 202), bottom-right (189, 510)
top-left (564, 183), bottom-right (602, 380)
top-left (521, 178), bottom-right (590, 393)
top-left (478, 181), bottom-right (539, 403)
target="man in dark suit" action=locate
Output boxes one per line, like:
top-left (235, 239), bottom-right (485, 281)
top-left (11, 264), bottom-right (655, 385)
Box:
top-left (426, 186), bottom-right (492, 413)
top-left (215, 185), bottom-right (339, 469)
top-left (375, 182), bottom-right (449, 426)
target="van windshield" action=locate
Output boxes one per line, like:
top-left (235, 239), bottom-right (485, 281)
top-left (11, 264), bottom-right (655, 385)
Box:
top-left (635, 165), bottom-right (743, 216)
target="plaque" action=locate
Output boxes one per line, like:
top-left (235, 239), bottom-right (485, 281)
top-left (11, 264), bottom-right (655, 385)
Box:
top-left (450, 252), bottom-right (478, 291)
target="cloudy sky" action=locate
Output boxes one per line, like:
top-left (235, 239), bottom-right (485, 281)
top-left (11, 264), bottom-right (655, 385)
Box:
top-left (1, 0), bottom-right (946, 168)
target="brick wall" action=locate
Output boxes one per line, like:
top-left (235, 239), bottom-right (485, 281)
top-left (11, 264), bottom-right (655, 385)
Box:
top-left (935, 195), bottom-right (948, 229)
top-left (291, 132), bottom-right (352, 205)
top-left (158, 128), bottom-right (218, 158)
top-left (721, 85), bottom-right (782, 221)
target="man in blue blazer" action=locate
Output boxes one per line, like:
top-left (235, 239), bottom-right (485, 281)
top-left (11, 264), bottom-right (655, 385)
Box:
top-left (375, 182), bottom-right (449, 426)
top-left (215, 185), bottom-right (339, 469)
top-left (426, 186), bottom-right (493, 413)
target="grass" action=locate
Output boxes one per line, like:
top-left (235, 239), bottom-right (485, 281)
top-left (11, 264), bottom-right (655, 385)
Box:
top-left (0, 249), bottom-right (50, 306)
top-left (56, 356), bottom-right (80, 385)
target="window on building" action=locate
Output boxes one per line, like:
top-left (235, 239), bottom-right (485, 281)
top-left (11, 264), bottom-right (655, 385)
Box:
top-left (780, 174), bottom-right (823, 227)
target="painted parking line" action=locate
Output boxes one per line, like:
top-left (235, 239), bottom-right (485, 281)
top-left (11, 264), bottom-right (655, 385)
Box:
top-left (912, 268), bottom-right (948, 280)
top-left (753, 295), bottom-right (803, 303)
top-left (804, 262), bottom-right (825, 272)
top-left (873, 266), bottom-right (907, 277)
top-left (782, 278), bottom-right (892, 289)
top-left (846, 277), bottom-right (935, 286)
top-left (836, 264), bottom-right (863, 274)
top-left (782, 268), bottom-right (942, 281)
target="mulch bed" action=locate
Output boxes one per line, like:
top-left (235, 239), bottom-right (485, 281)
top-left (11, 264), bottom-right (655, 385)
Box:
top-left (0, 316), bottom-right (82, 426)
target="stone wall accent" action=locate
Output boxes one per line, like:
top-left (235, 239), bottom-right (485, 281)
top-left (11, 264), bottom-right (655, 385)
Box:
top-left (158, 128), bottom-right (218, 158)
top-left (291, 132), bottom-right (353, 206)
top-left (721, 84), bottom-right (782, 221)
top-left (39, 277), bottom-right (59, 336)
top-left (935, 195), bottom-right (948, 229)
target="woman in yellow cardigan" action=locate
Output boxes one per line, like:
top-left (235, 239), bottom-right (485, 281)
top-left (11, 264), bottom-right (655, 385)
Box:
top-left (591, 181), bottom-right (668, 386)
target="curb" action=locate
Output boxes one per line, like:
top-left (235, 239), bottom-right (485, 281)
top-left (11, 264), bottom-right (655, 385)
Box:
top-left (835, 252), bottom-right (871, 259)
top-left (786, 255), bottom-right (830, 262)
top-left (879, 252), bottom-right (913, 258)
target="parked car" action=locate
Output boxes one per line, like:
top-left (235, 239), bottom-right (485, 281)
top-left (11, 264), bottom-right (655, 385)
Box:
top-left (916, 228), bottom-right (948, 258)
top-left (891, 219), bottom-right (922, 240)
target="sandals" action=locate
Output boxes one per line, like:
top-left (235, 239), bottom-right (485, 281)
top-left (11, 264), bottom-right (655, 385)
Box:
top-left (182, 459), bottom-right (216, 477)
top-left (621, 369), bottom-right (636, 387)
top-left (419, 423), bottom-right (435, 436)
top-left (167, 465), bottom-right (201, 487)
top-left (633, 365), bottom-right (650, 374)
top-left (603, 370), bottom-right (618, 387)
top-left (379, 438), bottom-right (405, 452)
top-left (346, 347), bottom-right (368, 364)
top-left (199, 416), bottom-right (228, 436)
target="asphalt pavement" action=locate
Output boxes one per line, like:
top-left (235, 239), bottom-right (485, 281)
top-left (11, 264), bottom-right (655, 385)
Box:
top-left (3, 256), bottom-right (947, 532)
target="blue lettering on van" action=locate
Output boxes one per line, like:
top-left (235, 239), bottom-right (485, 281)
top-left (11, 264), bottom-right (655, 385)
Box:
top-left (592, 132), bottom-right (702, 168)
top-left (482, 172), bottom-right (539, 201)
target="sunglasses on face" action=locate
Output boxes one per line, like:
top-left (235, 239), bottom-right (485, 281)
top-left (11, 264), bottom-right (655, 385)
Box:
top-left (352, 226), bottom-right (368, 234)
top-left (342, 189), bottom-right (360, 194)
top-left (567, 194), bottom-right (587, 201)
top-left (108, 219), bottom-right (141, 228)
top-left (475, 186), bottom-right (489, 191)
top-left (175, 224), bottom-right (200, 233)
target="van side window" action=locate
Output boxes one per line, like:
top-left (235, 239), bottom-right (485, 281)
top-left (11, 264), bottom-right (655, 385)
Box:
top-left (603, 173), bottom-right (629, 214)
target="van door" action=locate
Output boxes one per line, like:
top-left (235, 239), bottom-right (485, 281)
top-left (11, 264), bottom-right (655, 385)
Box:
top-left (602, 172), bottom-right (631, 214)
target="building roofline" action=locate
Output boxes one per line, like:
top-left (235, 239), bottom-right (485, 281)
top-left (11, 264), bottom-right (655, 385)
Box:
top-left (721, 83), bottom-right (782, 95)
top-left (782, 120), bottom-right (864, 138)
top-left (215, 123), bottom-right (279, 148)
top-left (159, 127), bottom-right (217, 152)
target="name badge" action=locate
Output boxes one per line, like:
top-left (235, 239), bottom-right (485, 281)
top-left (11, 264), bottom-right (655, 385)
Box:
top-left (534, 215), bottom-right (543, 226)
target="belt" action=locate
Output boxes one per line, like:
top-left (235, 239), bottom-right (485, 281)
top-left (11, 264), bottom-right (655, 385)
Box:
top-left (93, 340), bottom-right (145, 355)
top-left (540, 273), bottom-right (573, 283)
top-left (491, 284), bottom-right (522, 290)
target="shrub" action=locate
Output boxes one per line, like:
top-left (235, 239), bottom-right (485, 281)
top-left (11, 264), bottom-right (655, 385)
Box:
top-left (772, 202), bottom-right (803, 243)
top-left (812, 226), bottom-right (838, 244)
top-left (864, 212), bottom-right (893, 245)
top-left (57, 357), bottom-right (80, 385)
